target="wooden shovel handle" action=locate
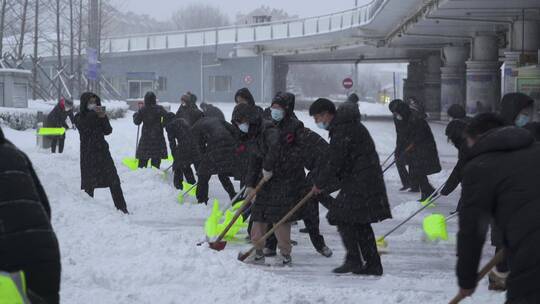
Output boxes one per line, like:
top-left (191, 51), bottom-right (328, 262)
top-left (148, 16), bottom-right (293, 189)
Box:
top-left (448, 250), bottom-right (506, 304)
top-left (213, 178), bottom-right (266, 244)
top-left (239, 189), bottom-right (316, 261)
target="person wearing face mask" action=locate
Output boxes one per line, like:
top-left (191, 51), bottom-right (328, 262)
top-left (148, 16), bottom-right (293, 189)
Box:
top-left (454, 113), bottom-right (540, 303)
top-left (175, 92), bottom-right (204, 126)
top-left (74, 92), bottom-right (129, 214)
top-left (233, 103), bottom-right (304, 266)
top-left (309, 98), bottom-right (391, 275)
top-left (499, 92), bottom-right (540, 141)
top-left (388, 99), bottom-right (414, 192)
top-left (44, 98), bottom-right (75, 153)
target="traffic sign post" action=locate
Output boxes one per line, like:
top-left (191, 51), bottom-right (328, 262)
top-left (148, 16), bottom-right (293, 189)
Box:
top-left (343, 77), bottom-right (354, 96)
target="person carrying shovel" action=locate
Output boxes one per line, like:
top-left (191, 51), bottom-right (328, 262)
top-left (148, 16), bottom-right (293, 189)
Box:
top-left (232, 103), bottom-right (304, 266)
top-left (309, 98), bottom-right (392, 275)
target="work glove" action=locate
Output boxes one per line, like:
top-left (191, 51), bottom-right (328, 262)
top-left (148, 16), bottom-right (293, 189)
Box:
top-left (262, 169), bottom-right (273, 181)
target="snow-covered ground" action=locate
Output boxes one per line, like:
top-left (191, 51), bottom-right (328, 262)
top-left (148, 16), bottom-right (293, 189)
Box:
top-left (3, 102), bottom-right (504, 303)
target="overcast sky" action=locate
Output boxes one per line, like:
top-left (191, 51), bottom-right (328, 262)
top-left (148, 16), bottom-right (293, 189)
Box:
top-left (110, 0), bottom-right (372, 21)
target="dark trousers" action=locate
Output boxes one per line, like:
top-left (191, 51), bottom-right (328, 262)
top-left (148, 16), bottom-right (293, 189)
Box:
top-left (409, 169), bottom-right (434, 199)
top-left (506, 292), bottom-right (540, 304)
top-left (337, 223), bottom-right (381, 267)
top-left (173, 166), bottom-right (196, 189)
top-left (85, 184), bottom-right (128, 213)
top-left (138, 158), bottom-right (161, 169)
top-left (25, 261), bottom-right (61, 304)
top-left (396, 157), bottom-right (410, 188)
top-left (50, 136), bottom-right (65, 154)
top-left (196, 174), bottom-right (236, 203)
top-left (491, 222), bottom-right (509, 273)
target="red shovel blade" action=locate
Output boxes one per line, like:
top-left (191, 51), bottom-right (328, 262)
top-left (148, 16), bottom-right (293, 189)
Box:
top-left (208, 241), bottom-right (227, 251)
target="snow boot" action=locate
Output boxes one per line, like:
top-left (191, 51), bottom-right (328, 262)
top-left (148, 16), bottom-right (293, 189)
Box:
top-left (399, 186), bottom-right (410, 191)
top-left (408, 187), bottom-right (420, 193)
top-left (332, 261), bottom-right (363, 274)
top-left (246, 249), bottom-right (266, 265)
top-left (317, 246), bottom-right (333, 258)
top-left (488, 270), bottom-right (508, 291)
top-left (279, 253), bottom-right (292, 266)
top-left (291, 240), bottom-right (298, 246)
top-left (263, 248), bottom-right (277, 257)
top-left (354, 263), bottom-right (383, 276)
top-left (299, 227), bottom-right (309, 234)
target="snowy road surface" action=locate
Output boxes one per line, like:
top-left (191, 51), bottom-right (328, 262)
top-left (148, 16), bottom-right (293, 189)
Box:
top-left (5, 103), bottom-right (504, 303)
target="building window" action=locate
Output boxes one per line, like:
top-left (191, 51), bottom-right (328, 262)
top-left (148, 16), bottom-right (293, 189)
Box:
top-left (209, 75), bottom-right (232, 92)
top-left (128, 80), bottom-right (154, 99)
top-left (158, 76), bottom-right (167, 91)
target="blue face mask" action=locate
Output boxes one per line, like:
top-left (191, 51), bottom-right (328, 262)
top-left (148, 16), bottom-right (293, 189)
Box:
top-left (271, 108), bottom-right (285, 122)
top-left (316, 121), bottom-right (329, 130)
top-left (238, 123), bottom-right (249, 133)
top-left (515, 114), bottom-right (530, 128)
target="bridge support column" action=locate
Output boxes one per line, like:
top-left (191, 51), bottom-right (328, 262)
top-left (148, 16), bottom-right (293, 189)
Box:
top-left (273, 60), bottom-right (289, 99)
top-left (423, 53), bottom-right (442, 120)
top-left (441, 46), bottom-right (468, 120)
top-left (403, 60), bottom-right (425, 105)
top-left (502, 20), bottom-right (540, 95)
top-left (466, 35), bottom-right (501, 114)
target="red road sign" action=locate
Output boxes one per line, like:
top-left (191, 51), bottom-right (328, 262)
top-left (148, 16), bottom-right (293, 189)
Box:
top-left (342, 77), bottom-right (353, 89)
top-left (244, 75), bottom-right (253, 85)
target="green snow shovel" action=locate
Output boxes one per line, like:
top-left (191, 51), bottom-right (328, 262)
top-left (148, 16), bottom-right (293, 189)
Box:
top-left (199, 178), bottom-right (266, 251)
top-left (423, 212), bottom-right (458, 241)
top-left (177, 182), bottom-right (198, 204)
top-left (38, 127), bottom-right (65, 136)
top-left (376, 183), bottom-right (445, 251)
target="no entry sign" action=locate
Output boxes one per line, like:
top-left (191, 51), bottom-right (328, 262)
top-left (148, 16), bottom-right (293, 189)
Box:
top-left (342, 77), bottom-right (353, 89)
top-left (243, 75), bottom-right (253, 85)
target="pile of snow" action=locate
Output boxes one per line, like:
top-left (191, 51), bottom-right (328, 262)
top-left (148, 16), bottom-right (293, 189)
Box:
top-left (0, 99), bottom-right (129, 130)
top-left (358, 101), bottom-right (391, 116)
top-left (391, 200), bottom-right (424, 219)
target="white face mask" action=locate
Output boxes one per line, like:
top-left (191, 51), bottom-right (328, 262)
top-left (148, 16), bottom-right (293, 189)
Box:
top-left (271, 108), bottom-right (285, 121)
top-left (238, 123), bottom-right (249, 133)
top-left (395, 114), bottom-right (403, 121)
top-left (87, 103), bottom-right (97, 111)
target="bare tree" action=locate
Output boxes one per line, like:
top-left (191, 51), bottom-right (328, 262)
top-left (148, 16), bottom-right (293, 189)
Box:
top-left (0, 0), bottom-right (7, 57)
top-left (16, 0), bottom-right (29, 61)
top-left (171, 4), bottom-right (229, 31)
top-left (69, 0), bottom-right (74, 94)
top-left (32, 0), bottom-right (39, 99)
top-left (77, 0), bottom-right (82, 94)
top-left (55, 0), bottom-right (62, 99)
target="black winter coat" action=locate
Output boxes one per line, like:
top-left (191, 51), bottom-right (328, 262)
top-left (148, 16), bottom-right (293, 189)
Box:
top-left (201, 103), bottom-right (225, 121)
top-left (191, 117), bottom-right (239, 177)
top-left (176, 104), bottom-right (204, 127)
top-left (75, 106), bottom-right (120, 190)
top-left (393, 116), bottom-right (410, 161)
top-left (134, 104), bottom-right (168, 160)
top-left (315, 107), bottom-right (391, 225)
top-left (45, 104), bottom-right (74, 129)
top-left (166, 117), bottom-right (200, 169)
top-left (456, 127), bottom-right (540, 300)
top-left (441, 118), bottom-right (471, 196)
top-left (394, 103), bottom-right (441, 176)
top-left (499, 93), bottom-right (540, 140)
top-left (247, 117), bottom-right (307, 223)
top-left (0, 128), bottom-right (61, 297)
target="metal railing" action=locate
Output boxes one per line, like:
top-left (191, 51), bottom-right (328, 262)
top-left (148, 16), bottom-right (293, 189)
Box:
top-left (19, 0), bottom-right (386, 57)
top-left (100, 0), bottom-right (386, 53)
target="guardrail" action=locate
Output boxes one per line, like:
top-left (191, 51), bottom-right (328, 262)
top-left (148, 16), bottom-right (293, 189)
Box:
top-left (23, 0), bottom-right (386, 57)
top-left (100, 0), bottom-right (386, 53)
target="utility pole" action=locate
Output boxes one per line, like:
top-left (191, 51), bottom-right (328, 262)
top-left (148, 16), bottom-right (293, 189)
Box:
top-left (32, 0), bottom-right (39, 99)
top-left (77, 0), bottom-right (82, 94)
top-left (0, 0), bottom-right (7, 57)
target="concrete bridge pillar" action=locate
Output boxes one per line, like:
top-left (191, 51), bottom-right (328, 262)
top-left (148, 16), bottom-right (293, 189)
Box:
top-left (403, 60), bottom-right (425, 105)
top-left (503, 20), bottom-right (540, 95)
top-left (466, 35), bottom-right (501, 114)
top-left (440, 46), bottom-right (469, 120)
top-left (423, 53), bottom-right (442, 120)
top-left (273, 60), bottom-right (289, 99)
